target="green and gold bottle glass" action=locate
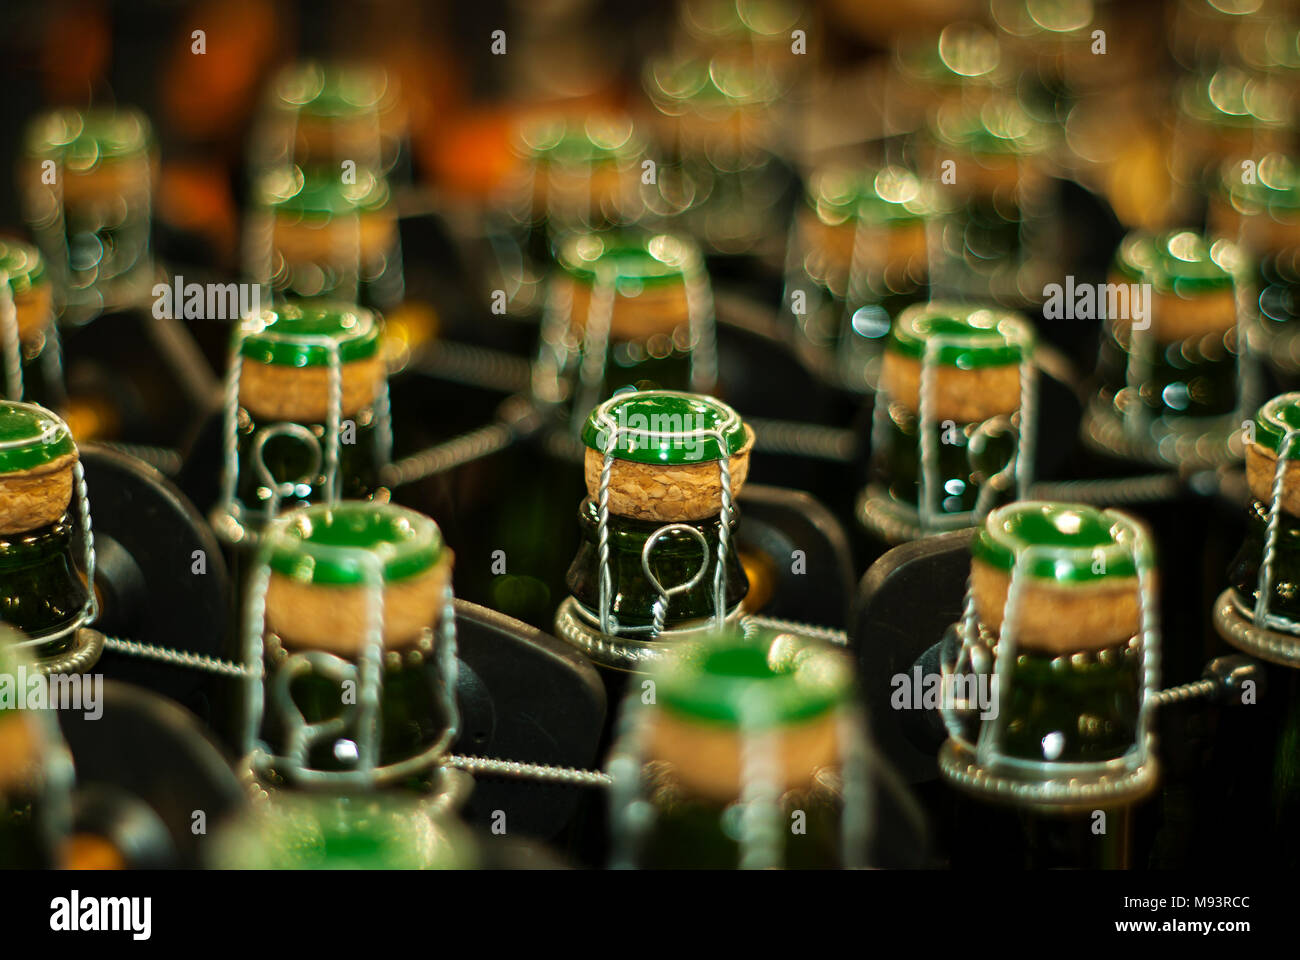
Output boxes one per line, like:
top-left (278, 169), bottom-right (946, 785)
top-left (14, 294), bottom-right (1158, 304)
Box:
top-left (862, 301), bottom-right (1033, 542)
top-left (925, 95), bottom-right (1054, 305)
top-left (533, 232), bottom-right (718, 427)
top-left (242, 501), bottom-right (457, 792)
top-left (790, 165), bottom-right (936, 393)
top-left (555, 391), bottom-right (752, 675)
top-left (21, 107), bottom-right (155, 320)
top-left (214, 300), bottom-right (390, 548)
top-left (249, 164), bottom-right (399, 308)
top-left (0, 401), bottom-right (99, 674)
top-left (939, 501), bottom-right (1158, 869)
top-left (607, 629), bottom-right (869, 869)
top-left (0, 240), bottom-right (63, 411)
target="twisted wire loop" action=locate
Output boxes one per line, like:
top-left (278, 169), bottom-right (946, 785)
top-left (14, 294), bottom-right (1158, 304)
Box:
top-left (714, 440), bottom-right (733, 629)
top-left (380, 420), bottom-right (516, 487)
top-left (746, 417), bottom-right (856, 462)
top-left (324, 342), bottom-right (343, 504)
top-left (417, 341), bottom-right (533, 395)
top-left (445, 755), bottom-right (612, 787)
top-left (101, 636), bottom-right (255, 677)
top-left (741, 614), bottom-right (848, 647)
top-left (1150, 678), bottom-right (1217, 707)
top-left (1255, 427), bottom-right (1298, 631)
top-left (597, 440), bottom-right (618, 636)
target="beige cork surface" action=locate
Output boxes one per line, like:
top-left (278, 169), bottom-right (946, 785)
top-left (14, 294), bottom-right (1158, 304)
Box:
top-left (272, 209), bottom-right (397, 267)
top-left (800, 210), bottom-right (929, 280)
top-left (560, 274), bottom-right (691, 342)
top-left (265, 553), bottom-right (452, 657)
top-left (583, 423), bottom-right (754, 522)
top-left (1247, 442), bottom-right (1300, 517)
top-left (880, 349), bottom-right (1021, 423)
top-left (643, 707), bottom-right (841, 805)
top-left (1148, 288), bottom-right (1237, 343)
top-left (971, 557), bottom-right (1143, 652)
top-left (0, 452), bottom-right (76, 535)
top-left (239, 354), bottom-right (384, 423)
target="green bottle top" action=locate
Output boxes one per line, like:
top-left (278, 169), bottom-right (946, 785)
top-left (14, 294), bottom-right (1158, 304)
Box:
top-left (644, 54), bottom-right (780, 108)
top-left (931, 96), bottom-right (1047, 156)
top-left (265, 502), bottom-right (443, 586)
top-left (258, 164), bottom-right (390, 218)
top-left (516, 115), bottom-right (641, 164)
top-left (211, 794), bottom-right (475, 869)
top-left (888, 301), bottom-right (1032, 368)
top-left (1111, 231), bottom-right (1157, 283)
top-left (273, 62), bottom-right (395, 118)
top-left (655, 632), bottom-right (853, 730)
top-left (1148, 230), bottom-right (1241, 295)
top-left (238, 300), bottom-right (380, 367)
top-left (26, 107), bottom-right (151, 169)
top-left (1253, 392), bottom-right (1300, 459)
top-left (557, 232), bottom-right (698, 291)
top-left (0, 402), bottom-right (75, 475)
top-left (0, 240), bottom-right (47, 298)
top-left (1180, 66), bottom-right (1292, 130)
top-left (972, 501), bottom-right (1150, 584)
top-left (1220, 152), bottom-right (1300, 213)
top-left (582, 390), bottom-right (747, 465)
top-left (807, 166), bottom-right (935, 227)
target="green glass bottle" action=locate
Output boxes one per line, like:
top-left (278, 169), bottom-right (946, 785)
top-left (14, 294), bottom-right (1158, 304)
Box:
top-left (791, 165), bottom-right (936, 392)
top-left (555, 391), bottom-right (752, 674)
top-left (940, 501), bottom-right (1157, 869)
top-left (214, 300), bottom-right (389, 547)
top-left (925, 95), bottom-right (1053, 305)
top-left (608, 629), bottom-right (867, 869)
top-left (0, 402), bottom-right (97, 672)
top-left (864, 301), bottom-right (1032, 539)
top-left (209, 791), bottom-right (477, 869)
top-left (534, 231), bottom-right (717, 427)
top-left (0, 240), bottom-right (64, 411)
top-left (244, 501), bottom-right (456, 792)
top-left (252, 164), bottom-right (398, 308)
top-left (21, 107), bottom-right (155, 319)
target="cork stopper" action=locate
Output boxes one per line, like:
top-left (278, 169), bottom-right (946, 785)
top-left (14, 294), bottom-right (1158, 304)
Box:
top-left (557, 232), bottom-right (699, 341)
top-left (25, 107), bottom-right (153, 206)
top-left (516, 115), bottom-right (643, 223)
top-left (1144, 231), bottom-right (1242, 342)
top-left (260, 165), bottom-right (397, 268)
top-left (272, 62), bottom-right (408, 163)
top-left (642, 633), bottom-right (853, 805)
top-left (236, 300), bottom-right (384, 423)
top-left (581, 391), bottom-right (753, 522)
top-left (261, 502), bottom-right (452, 656)
top-left (800, 166), bottom-right (934, 288)
top-left (0, 402), bottom-right (77, 535)
top-left (970, 501), bottom-right (1150, 653)
top-left (880, 301), bottom-right (1032, 422)
top-left (0, 239), bottom-right (52, 346)
top-left (1246, 393), bottom-right (1300, 516)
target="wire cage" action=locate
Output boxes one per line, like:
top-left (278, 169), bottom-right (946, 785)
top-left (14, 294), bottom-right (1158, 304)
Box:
top-left (1215, 392), bottom-right (1300, 667)
top-left (858, 301), bottom-right (1037, 543)
top-left (239, 501), bottom-right (460, 791)
top-left (20, 107), bottom-right (157, 323)
top-left (605, 628), bottom-right (874, 869)
top-left (213, 302), bottom-right (394, 548)
top-left (938, 501), bottom-right (1161, 812)
top-left (0, 401), bottom-right (99, 674)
